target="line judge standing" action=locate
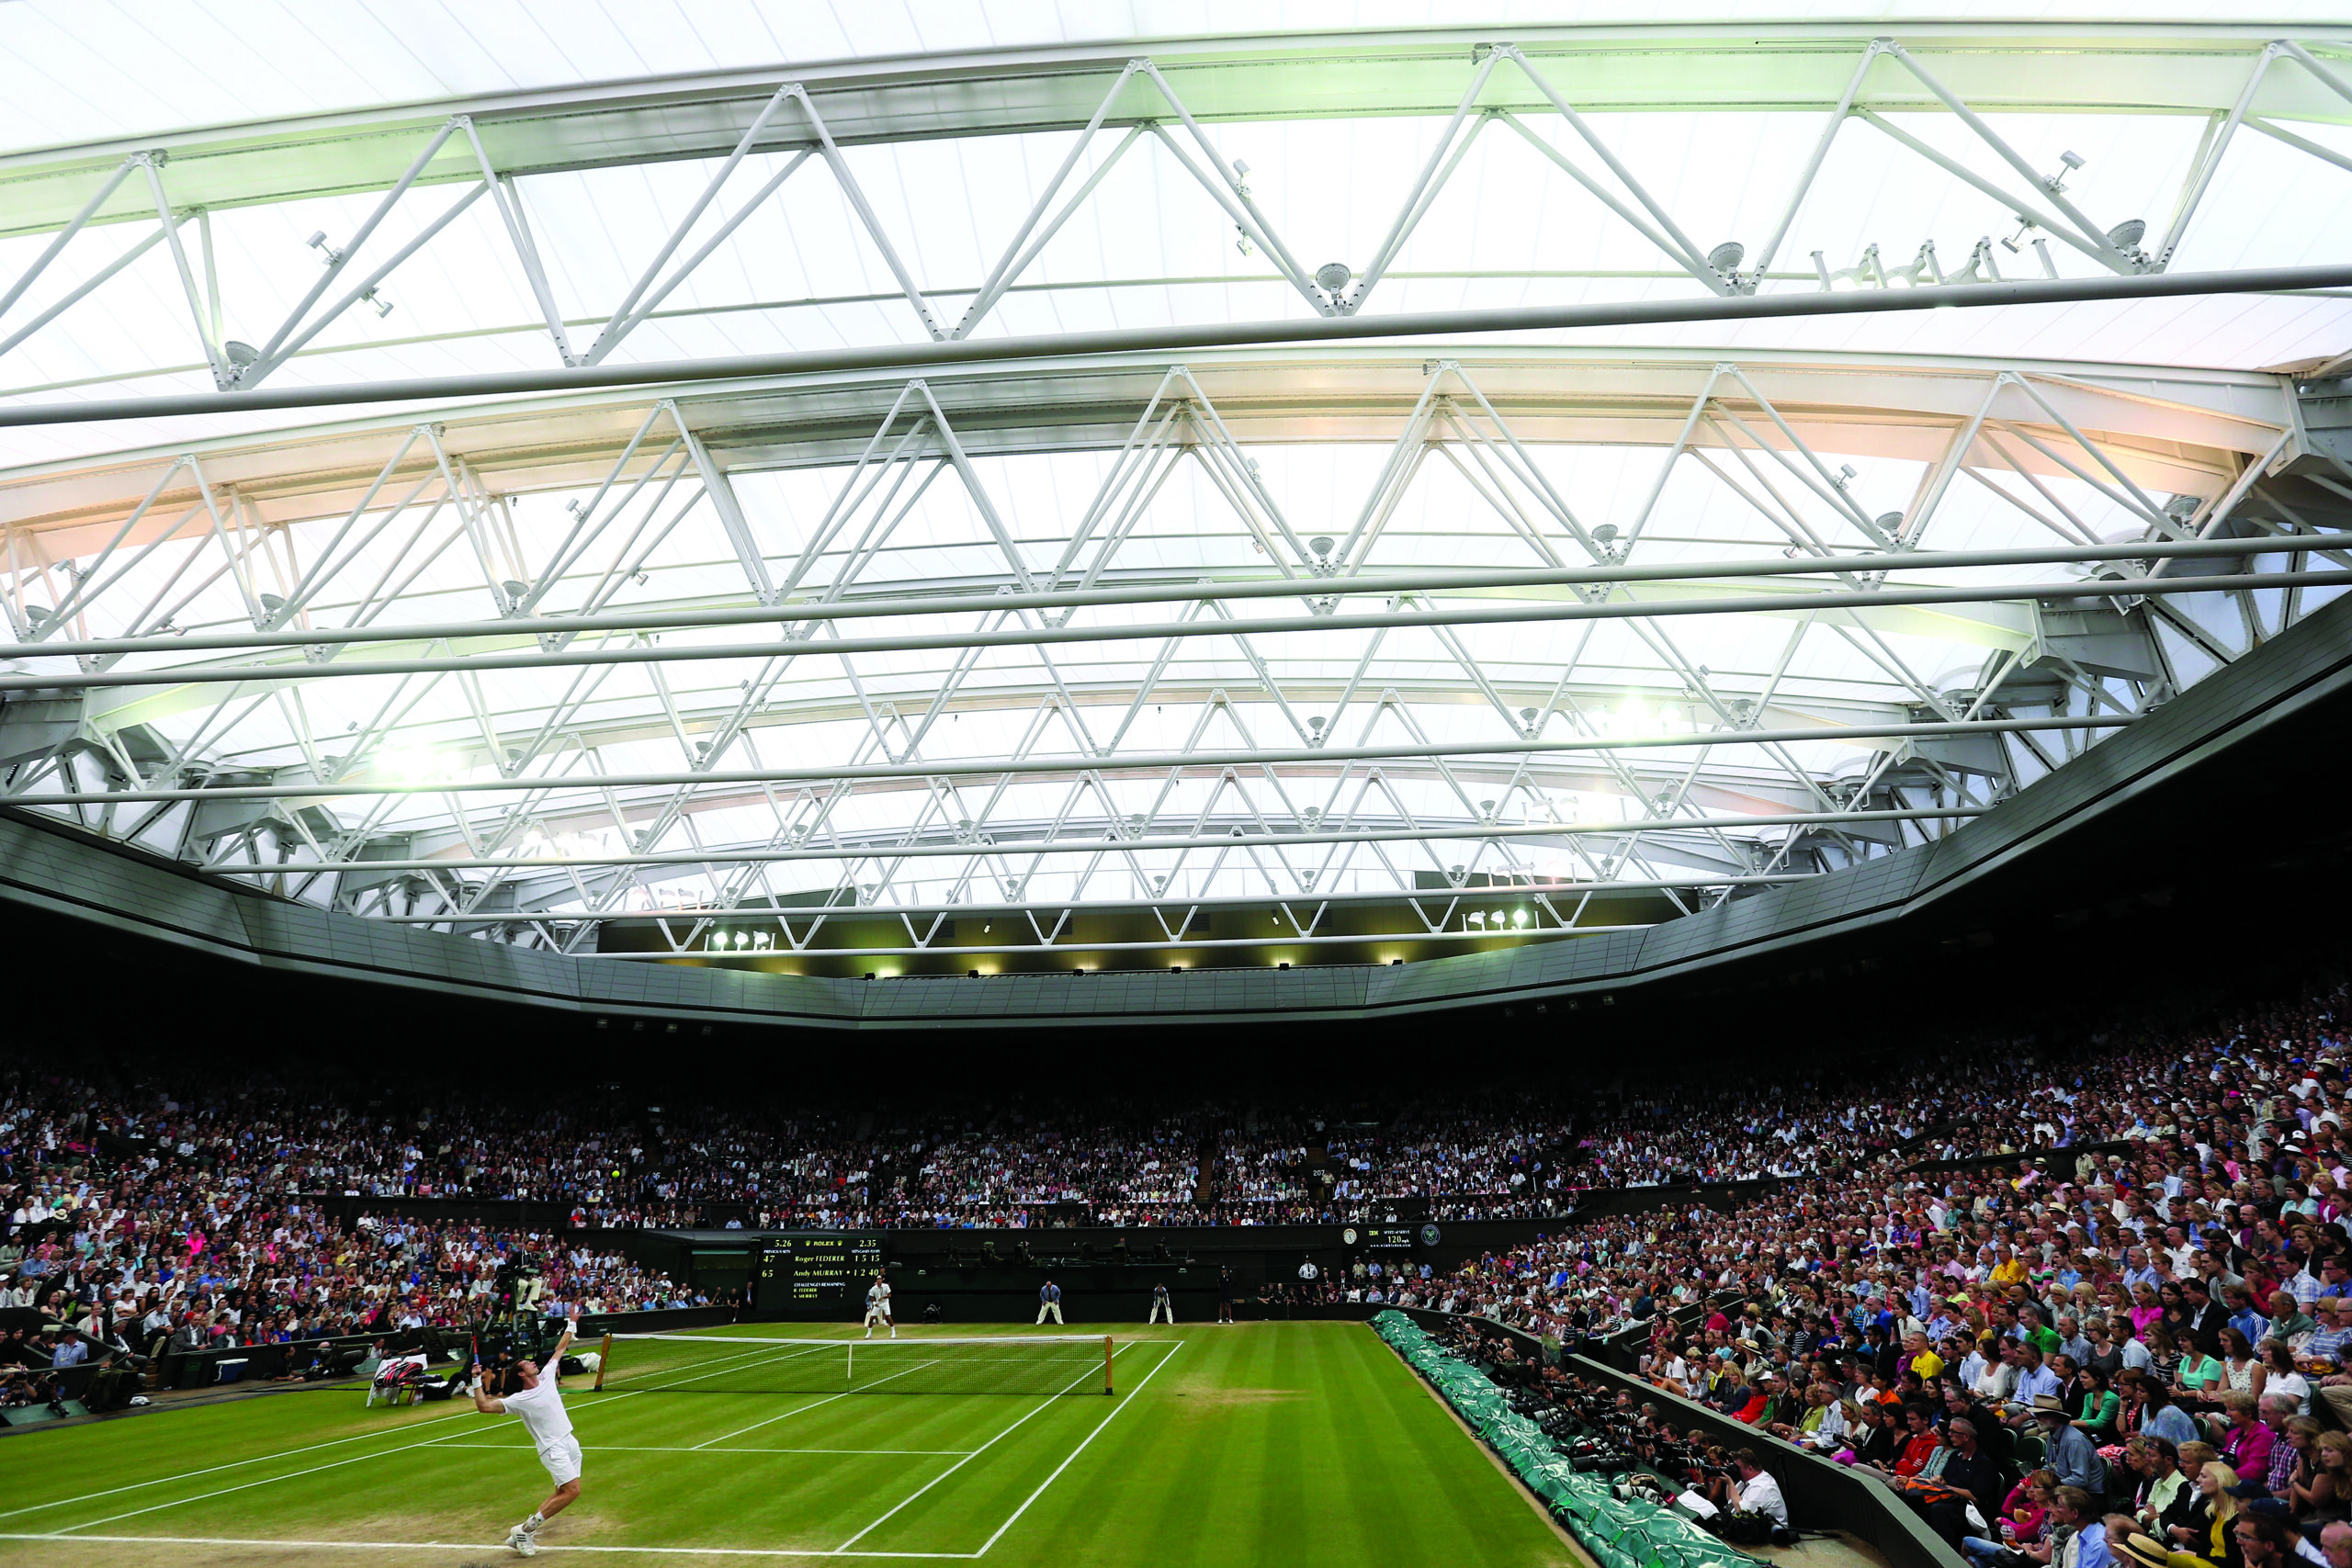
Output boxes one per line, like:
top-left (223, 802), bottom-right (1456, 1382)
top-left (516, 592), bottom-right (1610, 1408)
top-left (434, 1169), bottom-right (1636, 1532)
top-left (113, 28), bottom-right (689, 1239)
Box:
top-left (1037, 1278), bottom-right (1064, 1325)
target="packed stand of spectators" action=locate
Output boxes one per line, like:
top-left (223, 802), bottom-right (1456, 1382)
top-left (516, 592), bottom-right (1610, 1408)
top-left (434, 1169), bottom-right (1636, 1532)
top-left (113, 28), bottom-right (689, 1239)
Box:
top-left (0, 1078), bottom-right (733, 1403)
top-left (1413, 973), bottom-right (2352, 1562)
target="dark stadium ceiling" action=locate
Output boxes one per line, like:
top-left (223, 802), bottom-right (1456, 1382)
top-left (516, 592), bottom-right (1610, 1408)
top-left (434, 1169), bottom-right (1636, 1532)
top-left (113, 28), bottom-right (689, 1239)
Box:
top-left (2, 13), bottom-right (2351, 971)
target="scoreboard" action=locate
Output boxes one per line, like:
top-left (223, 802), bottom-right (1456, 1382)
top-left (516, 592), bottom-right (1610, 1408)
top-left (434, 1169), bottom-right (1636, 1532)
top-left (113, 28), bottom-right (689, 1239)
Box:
top-left (754, 1234), bottom-right (885, 1309)
top-left (1362, 1225), bottom-right (1418, 1249)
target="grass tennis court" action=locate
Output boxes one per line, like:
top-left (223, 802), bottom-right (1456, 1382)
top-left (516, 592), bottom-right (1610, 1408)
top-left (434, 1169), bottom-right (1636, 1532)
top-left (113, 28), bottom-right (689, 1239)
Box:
top-left (0, 1322), bottom-right (1581, 1567)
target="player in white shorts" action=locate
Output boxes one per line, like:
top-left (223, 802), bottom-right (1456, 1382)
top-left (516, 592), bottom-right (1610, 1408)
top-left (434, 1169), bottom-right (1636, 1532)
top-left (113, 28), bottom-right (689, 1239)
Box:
top-left (864, 1272), bottom-right (896, 1338)
top-left (472, 1307), bottom-right (582, 1558)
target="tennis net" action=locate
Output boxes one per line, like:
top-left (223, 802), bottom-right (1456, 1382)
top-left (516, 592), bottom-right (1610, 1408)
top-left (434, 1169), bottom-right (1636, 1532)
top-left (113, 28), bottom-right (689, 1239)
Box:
top-left (598, 1333), bottom-right (1116, 1396)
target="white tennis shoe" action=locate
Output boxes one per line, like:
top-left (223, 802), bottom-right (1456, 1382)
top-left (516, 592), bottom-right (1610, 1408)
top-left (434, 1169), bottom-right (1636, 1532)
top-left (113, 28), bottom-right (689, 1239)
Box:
top-left (507, 1523), bottom-right (539, 1557)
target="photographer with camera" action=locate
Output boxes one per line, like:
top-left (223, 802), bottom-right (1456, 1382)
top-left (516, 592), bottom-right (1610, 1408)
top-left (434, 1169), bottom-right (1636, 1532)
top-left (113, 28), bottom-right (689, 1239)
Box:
top-left (1730, 1450), bottom-right (1789, 1529)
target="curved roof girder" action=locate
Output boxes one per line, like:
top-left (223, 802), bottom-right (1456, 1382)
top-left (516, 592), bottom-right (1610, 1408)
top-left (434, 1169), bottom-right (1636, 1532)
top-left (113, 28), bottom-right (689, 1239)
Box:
top-left (4, 24), bottom-right (2349, 239)
top-left (76, 626), bottom-right (1961, 740)
top-left (0, 349), bottom-right (2297, 556)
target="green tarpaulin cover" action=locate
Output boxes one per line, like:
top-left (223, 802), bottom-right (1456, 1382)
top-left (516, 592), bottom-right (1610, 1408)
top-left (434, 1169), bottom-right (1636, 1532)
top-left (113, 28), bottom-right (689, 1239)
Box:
top-left (1372, 1311), bottom-right (1759, 1568)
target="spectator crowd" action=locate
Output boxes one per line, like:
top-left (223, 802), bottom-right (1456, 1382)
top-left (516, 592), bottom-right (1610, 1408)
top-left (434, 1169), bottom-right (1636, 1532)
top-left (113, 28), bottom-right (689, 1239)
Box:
top-left (8, 962), bottom-right (2350, 1463)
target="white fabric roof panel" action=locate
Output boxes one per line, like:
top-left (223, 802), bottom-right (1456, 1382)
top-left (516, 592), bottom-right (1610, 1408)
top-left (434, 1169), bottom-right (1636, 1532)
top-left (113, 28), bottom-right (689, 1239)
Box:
top-left (0, 8), bottom-right (2345, 953)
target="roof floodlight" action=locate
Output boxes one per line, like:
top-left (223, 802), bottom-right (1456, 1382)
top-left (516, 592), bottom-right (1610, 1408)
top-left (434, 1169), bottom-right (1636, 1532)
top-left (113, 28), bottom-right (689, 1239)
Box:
top-left (2059, 150), bottom-right (2086, 172)
top-left (1309, 536), bottom-right (1334, 557)
top-left (1308, 715), bottom-right (1325, 730)
top-left (223, 341), bottom-right (258, 368)
top-left (1314, 262), bottom-right (1352, 293)
top-left (2106, 219), bottom-right (2147, 254)
top-left (1706, 242), bottom-right (1745, 276)
top-left (1876, 513), bottom-right (1905, 536)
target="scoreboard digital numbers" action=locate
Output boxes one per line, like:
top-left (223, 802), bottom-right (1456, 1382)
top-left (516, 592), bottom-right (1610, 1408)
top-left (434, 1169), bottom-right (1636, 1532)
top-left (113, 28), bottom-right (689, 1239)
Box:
top-left (756, 1234), bottom-right (885, 1307)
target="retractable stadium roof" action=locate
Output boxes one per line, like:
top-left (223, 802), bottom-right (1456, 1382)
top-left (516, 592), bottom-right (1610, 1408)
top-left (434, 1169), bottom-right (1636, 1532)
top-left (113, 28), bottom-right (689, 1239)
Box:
top-left (0, 3), bottom-right (2349, 996)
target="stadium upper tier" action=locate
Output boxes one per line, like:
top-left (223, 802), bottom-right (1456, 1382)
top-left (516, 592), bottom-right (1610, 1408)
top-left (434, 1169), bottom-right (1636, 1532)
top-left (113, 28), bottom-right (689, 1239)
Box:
top-left (2, 10), bottom-right (2350, 995)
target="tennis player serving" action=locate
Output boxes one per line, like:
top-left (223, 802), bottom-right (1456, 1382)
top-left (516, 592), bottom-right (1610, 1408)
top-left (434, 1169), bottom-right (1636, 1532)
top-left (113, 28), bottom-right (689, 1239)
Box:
top-left (471, 1307), bottom-right (582, 1558)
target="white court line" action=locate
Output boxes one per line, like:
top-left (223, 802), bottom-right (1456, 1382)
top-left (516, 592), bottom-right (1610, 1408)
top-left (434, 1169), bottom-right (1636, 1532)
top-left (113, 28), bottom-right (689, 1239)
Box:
top-left (0, 1532), bottom-right (979, 1559)
top-left (690, 1354), bottom-right (943, 1450)
top-left (691, 1393), bottom-right (854, 1450)
top-left (827, 1344), bottom-right (1137, 1557)
top-left (435, 1443), bottom-right (976, 1455)
top-left (3, 1330), bottom-right (818, 1530)
top-left (973, 1340), bottom-right (1183, 1557)
top-left (43, 1419), bottom-right (486, 1535)
top-left (0, 1403), bottom-right (479, 1521)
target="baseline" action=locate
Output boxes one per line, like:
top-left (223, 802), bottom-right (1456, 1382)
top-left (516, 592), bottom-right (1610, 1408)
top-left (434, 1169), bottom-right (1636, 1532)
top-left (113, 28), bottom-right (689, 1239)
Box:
top-left (0, 1531), bottom-right (981, 1558)
top-left (433, 1443), bottom-right (977, 1455)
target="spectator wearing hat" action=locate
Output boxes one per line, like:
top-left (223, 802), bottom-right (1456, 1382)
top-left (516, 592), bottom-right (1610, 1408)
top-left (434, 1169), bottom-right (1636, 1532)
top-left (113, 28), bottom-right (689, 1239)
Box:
top-left (2112, 1529), bottom-right (2188, 1568)
top-left (2039, 1394), bottom-right (2113, 1497)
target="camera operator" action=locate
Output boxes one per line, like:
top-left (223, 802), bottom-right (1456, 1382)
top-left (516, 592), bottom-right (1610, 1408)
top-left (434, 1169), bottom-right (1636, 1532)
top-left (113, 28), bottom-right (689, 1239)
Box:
top-left (1730, 1450), bottom-right (1790, 1529)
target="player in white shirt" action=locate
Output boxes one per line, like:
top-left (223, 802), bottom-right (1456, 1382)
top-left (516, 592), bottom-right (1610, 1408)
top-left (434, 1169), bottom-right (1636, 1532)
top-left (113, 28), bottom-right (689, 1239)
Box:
top-left (864, 1273), bottom-right (895, 1338)
top-left (471, 1307), bottom-right (582, 1558)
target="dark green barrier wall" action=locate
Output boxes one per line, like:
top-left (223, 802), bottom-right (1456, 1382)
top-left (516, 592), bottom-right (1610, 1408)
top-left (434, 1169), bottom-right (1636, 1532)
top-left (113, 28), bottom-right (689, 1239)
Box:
top-left (1564, 1354), bottom-right (1967, 1568)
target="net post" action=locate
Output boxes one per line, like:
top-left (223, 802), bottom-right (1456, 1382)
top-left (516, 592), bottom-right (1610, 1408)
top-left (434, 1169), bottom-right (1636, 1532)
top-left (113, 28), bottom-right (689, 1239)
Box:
top-left (1104, 1335), bottom-right (1114, 1395)
top-left (593, 1333), bottom-right (612, 1391)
